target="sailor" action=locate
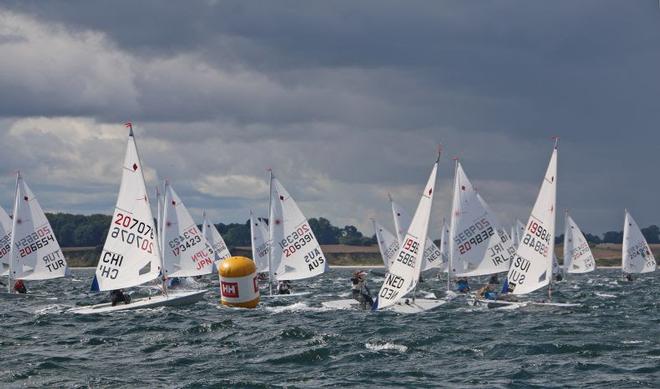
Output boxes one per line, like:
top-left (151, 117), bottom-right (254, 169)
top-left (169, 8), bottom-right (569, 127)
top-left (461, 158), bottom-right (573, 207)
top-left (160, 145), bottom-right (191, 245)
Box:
top-left (167, 277), bottom-right (182, 289)
top-left (555, 273), bottom-right (563, 282)
top-left (625, 273), bottom-right (633, 282)
top-left (110, 289), bottom-right (131, 306)
top-left (13, 280), bottom-right (27, 294)
top-left (351, 271), bottom-right (374, 309)
top-left (456, 278), bottom-right (470, 293)
top-left (476, 283), bottom-right (497, 300)
top-left (277, 280), bottom-right (291, 295)
top-left (496, 278), bottom-right (518, 302)
top-left (475, 275), bottom-right (500, 300)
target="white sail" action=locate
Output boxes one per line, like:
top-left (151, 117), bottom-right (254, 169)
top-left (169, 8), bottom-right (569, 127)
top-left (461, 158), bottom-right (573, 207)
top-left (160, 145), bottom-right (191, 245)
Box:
top-left (156, 186), bottom-right (163, 252)
top-left (563, 213), bottom-right (596, 274)
top-left (372, 219), bottom-right (399, 270)
top-left (92, 129), bottom-right (161, 292)
top-left (202, 212), bottom-right (231, 265)
top-left (9, 173), bottom-right (67, 280)
top-left (507, 146), bottom-right (557, 295)
top-left (622, 210), bottom-right (656, 274)
top-left (250, 211), bottom-right (270, 273)
top-left (510, 225), bottom-right (516, 248)
top-left (269, 174), bottom-right (327, 281)
top-left (516, 220), bottom-right (525, 244)
top-left (0, 205), bottom-right (12, 276)
top-left (390, 198), bottom-right (445, 271)
top-left (376, 158), bottom-right (439, 310)
top-left (162, 182), bottom-right (216, 278)
top-left (448, 163), bottom-right (515, 277)
top-left (552, 254), bottom-right (560, 275)
top-left (439, 218), bottom-right (450, 272)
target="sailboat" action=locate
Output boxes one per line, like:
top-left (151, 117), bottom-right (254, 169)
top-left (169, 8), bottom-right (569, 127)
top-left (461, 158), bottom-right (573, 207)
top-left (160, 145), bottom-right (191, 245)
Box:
top-left (511, 219), bottom-right (525, 248)
top-left (438, 218), bottom-right (450, 273)
top-left (476, 141), bottom-right (579, 308)
top-left (71, 126), bottom-right (206, 314)
top-left (250, 211), bottom-right (270, 273)
top-left (390, 195), bottom-right (446, 272)
top-left (324, 151), bottom-right (446, 313)
top-left (372, 219), bottom-right (399, 270)
top-left (161, 181), bottom-right (218, 279)
top-left (446, 160), bottom-right (515, 295)
top-left (0, 205), bottom-right (13, 277)
top-left (3, 172), bottom-right (68, 296)
top-left (263, 170), bottom-right (326, 298)
top-left (202, 211), bottom-right (232, 273)
top-left (622, 210), bottom-right (656, 279)
top-left (562, 212), bottom-right (596, 275)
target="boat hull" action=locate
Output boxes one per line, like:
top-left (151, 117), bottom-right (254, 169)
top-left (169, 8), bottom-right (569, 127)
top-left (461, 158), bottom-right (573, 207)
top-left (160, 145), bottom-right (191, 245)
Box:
top-left (69, 290), bottom-right (206, 314)
top-left (470, 298), bottom-right (580, 309)
top-left (261, 291), bottom-right (311, 299)
top-left (0, 292), bottom-right (50, 299)
top-left (322, 298), bottom-right (446, 313)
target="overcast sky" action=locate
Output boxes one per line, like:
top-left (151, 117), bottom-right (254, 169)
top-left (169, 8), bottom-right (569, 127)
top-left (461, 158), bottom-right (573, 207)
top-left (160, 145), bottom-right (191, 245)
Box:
top-left (0, 1), bottom-right (659, 237)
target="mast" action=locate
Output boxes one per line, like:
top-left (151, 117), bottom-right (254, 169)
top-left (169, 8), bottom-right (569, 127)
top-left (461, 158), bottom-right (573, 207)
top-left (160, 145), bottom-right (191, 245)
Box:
top-left (547, 137), bottom-right (559, 301)
top-left (563, 209), bottom-right (569, 280)
top-left (622, 208), bottom-right (628, 277)
top-left (156, 186), bottom-right (162, 252)
top-left (160, 180), bottom-right (170, 296)
top-left (267, 169), bottom-right (274, 296)
top-left (7, 172), bottom-right (19, 293)
top-left (447, 157), bottom-right (459, 293)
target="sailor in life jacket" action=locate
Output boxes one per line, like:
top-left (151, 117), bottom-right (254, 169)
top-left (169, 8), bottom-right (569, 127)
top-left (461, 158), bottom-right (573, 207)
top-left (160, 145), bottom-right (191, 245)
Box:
top-left (277, 280), bottom-right (291, 295)
top-left (456, 277), bottom-right (470, 293)
top-left (13, 280), bottom-right (27, 294)
top-left (351, 271), bottom-right (374, 308)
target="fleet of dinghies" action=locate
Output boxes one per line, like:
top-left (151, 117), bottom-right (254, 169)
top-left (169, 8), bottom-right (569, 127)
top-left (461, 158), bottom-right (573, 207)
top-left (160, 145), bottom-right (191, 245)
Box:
top-left (2, 125), bottom-right (656, 314)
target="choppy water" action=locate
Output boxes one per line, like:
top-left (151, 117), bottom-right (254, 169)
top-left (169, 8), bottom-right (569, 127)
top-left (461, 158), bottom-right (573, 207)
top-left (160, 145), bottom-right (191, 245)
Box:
top-left (0, 268), bottom-right (658, 388)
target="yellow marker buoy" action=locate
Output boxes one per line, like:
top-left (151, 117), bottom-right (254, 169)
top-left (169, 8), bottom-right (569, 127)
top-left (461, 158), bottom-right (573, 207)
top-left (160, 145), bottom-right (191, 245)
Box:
top-left (218, 256), bottom-right (259, 308)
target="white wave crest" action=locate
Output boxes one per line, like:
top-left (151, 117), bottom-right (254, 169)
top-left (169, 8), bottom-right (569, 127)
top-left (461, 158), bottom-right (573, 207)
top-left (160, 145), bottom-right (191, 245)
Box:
top-left (265, 302), bottom-right (330, 314)
top-left (365, 342), bottom-right (408, 352)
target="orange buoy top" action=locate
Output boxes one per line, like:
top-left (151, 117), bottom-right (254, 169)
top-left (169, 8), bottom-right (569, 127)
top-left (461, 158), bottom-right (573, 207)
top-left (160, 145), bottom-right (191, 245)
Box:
top-left (219, 256), bottom-right (256, 278)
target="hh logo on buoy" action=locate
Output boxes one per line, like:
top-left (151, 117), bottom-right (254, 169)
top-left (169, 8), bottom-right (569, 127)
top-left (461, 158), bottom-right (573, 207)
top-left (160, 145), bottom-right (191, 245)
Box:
top-left (221, 281), bottom-right (239, 298)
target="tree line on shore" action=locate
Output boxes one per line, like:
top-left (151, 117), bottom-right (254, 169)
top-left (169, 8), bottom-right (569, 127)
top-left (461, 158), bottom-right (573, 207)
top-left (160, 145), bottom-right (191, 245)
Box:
top-left (44, 213), bottom-right (660, 249)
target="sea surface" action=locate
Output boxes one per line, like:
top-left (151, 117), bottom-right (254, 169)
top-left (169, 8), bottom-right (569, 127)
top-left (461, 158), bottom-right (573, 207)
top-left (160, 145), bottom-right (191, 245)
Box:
top-left (0, 268), bottom-right (658, 388)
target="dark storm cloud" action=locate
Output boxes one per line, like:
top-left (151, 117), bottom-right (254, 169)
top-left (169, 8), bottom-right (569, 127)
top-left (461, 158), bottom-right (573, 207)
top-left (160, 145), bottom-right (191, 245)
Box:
top-left (0, 1), bottom-right (658, 234)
